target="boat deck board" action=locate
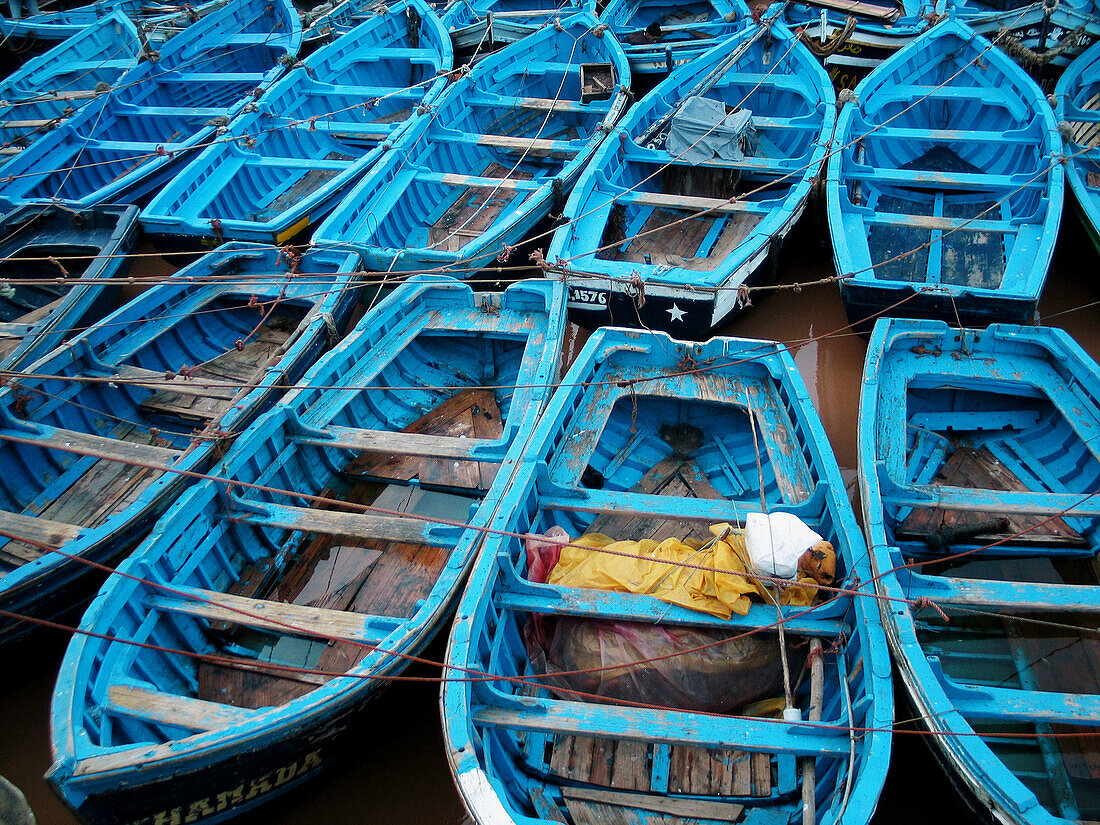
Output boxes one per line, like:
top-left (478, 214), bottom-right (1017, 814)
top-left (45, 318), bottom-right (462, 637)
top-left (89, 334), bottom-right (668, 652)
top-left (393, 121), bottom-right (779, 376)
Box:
top-left (196, 388), bottom-right (504, 709)
top-left (603, 206), bottom-right (762, 271)
top-left (427, 163), bottom-right (534, 253)
top-left (590, 455), bottom-right (724, 543)
top-left (137, 319), bottom-right (295, 424)
top-left (252, 151), bottom-right (355, 222)
top-left (896, 445), bottom-right (1086, 546)
top-left (344, 387), bottom-right (503, 490)
top-left (0, 424), bottom-right (170, 565)
top-left (546, 735), bottom-right (765, 824)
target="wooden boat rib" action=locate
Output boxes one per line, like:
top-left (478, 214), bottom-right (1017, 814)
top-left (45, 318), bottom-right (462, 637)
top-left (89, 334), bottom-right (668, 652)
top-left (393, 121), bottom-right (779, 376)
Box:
top-left (0, 203), bottom-right (139, 371)
top-left (0, 0), bottom-right (302, 210)
top-left (444, 327), bottom-right (894, 825)
top-left (312, 12), bottom-right (630, 274)
top-left (0, 12), bottom-right (139, 163)
top-left (598, 0), bottom-right (749, 75)
top-left (1055, 37), bottom-right (1100, 255)
top-left (141, 0), bottom-right (453, 246)
top-left (858, 317), bottom-right (1100, 825)
top-left (827, 17), bottom-right (1063, 330)
top-left (48, 276), bottom-right (566, 825)
top-left (0, 242), bottom-right (360, 650)
top-left (549, 13), bottom-right (833, 332)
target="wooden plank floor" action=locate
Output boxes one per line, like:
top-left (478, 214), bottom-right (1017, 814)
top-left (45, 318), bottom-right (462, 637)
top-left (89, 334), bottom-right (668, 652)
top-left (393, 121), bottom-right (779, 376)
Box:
top-left (138, 318), bottom-right (296, 425)
top-left (607, 208), bottom-right (762, 272)
top-left (428, 162), bottom-right (534, 253)
top-left (196, 388), bottom-right (505, 709)
top-left (547, 735), bottom-right (765, 825)
top-left (345, 387), bottom-right (503, 490)
top-left (590, 424), bottom-right (723, 543)
top-left (0, 424), bottom-right (169, 565)
top-left (897, 445), bottom-right (1086, 547)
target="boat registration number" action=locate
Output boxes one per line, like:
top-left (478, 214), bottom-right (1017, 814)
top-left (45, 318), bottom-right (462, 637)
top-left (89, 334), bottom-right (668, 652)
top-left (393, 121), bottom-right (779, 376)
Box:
top-left (567, 286), bottom-right (608, 308)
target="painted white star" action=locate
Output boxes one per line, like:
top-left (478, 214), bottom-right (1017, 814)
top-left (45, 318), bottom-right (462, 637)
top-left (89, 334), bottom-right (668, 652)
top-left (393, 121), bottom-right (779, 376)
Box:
top-left (667, 303), bottom-right (687, 322)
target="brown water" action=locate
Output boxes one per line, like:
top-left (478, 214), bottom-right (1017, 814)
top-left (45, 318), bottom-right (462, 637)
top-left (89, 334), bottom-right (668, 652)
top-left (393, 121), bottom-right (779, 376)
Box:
top-left (1, 209), bottom-right (1098, 825)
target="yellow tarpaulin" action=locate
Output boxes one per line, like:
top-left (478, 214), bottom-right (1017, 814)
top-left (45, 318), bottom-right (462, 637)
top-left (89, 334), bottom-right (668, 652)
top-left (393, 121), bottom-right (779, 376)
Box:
top-left (547, 523), bottom-right (833, 620)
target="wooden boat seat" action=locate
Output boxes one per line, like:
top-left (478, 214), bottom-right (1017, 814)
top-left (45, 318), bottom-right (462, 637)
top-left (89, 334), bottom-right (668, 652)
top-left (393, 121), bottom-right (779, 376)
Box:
top-left (935, 678), bottom-right (1100, 727)
top-left (622, 143), bottom-right (803, 175)
top-left (496, 575), bottom-right (851, 636)
top-left (0, 117), bottom-right (60, 130)
top-left (225, 32), bottom-right (290, 46)
top-left (436, 132), bottom-right (581, 157)
top-left (559, 784), bottom-right (744, 824)
top-left (147, 585), bottom-right (391, 643)
top-left (469, 95), bottom-right (596, 114)
top-left (0, 423), bottom-right (181, 464)
top-left (800, 0), bottom-right (901, 18)
top-left (335, 387), bottom-right (505, 489)
top-left (417, 171), bottom-right (542, 191)
top-left (251, 155), bottom-right (350, 170)
top-left (0, 508), bottom-right (83, 563)
top-left (472, 698), bottom-right (849, 758)
top-left (84, 137), bottom-right (188, 153)
top-left (862, 125), bottom-right (1041, 145)
top-left (223, 498), bottom-right (454, 545)
top-left (863, 210), bottom-right (1016, 234)
top-left (868, 86), bottom-right (1028, 119)
top-left (114, 365), bottom-right (243, 400)
top-left (846, 165), bottom-right (1045, 191)
top-left (105, 683), bottom-right (259, 732)
top-left (112, 103), bottom-right (228, 119)
top-left (909, 574), bottom-right (1100, 613)
top-left (159, 72), bottom-right (266, 85)
top-left (884, 479), bottom-right (1100, 520)
top-left (291, 424), bottom-right (497, 461)
top-left (353, 46), bottom-right (441, 60)
top-left (32, 89), bottom-right (103, 103)
top-left (611, 190), bottom-right (771, 214)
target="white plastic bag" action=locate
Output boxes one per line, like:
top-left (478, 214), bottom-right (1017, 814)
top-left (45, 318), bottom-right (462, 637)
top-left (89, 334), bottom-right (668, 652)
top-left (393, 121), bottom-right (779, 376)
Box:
top-left (744, 512), bottom-right (823, 579)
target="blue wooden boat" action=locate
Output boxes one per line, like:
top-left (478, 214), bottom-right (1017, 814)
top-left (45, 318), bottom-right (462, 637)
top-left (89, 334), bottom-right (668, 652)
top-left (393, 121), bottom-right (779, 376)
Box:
top-left (140, 0), bottom-right (452, 247)
top-left (1055, 37), bottom-right (1100, 254)
top-left (48, 276), bottom-right (566, 825)
top-left (0, 202), bottom-right (139, 371)
top-left (548, 13), bottom-right (833, 332)
top-left (0, 243), bottom-right (360, 651)
top-left (826, 18), bottom-right (1063, 331)
top-left (441, 0), bottom-right (596, 53)
top-left (443, 326), bottom-right (893, 825)
top-left (959, 0), bottom-right (1100, 70)
top-left (787, 1), bottom-right (1100, 90)
top-left (858, 317), bottom-right (1100, 825)
top-left (0, 0), bottom-right (302, 211)
top-left (0, 12), bottom-right (139, 165)
top-left (598, 0), bottom-right (748, 75)
top-left (783, 0), bottom-right (924, 90)
top-left (0, 0), bottom-right (224, 44)
top-left (313, 13), bottom-right (630, 274)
